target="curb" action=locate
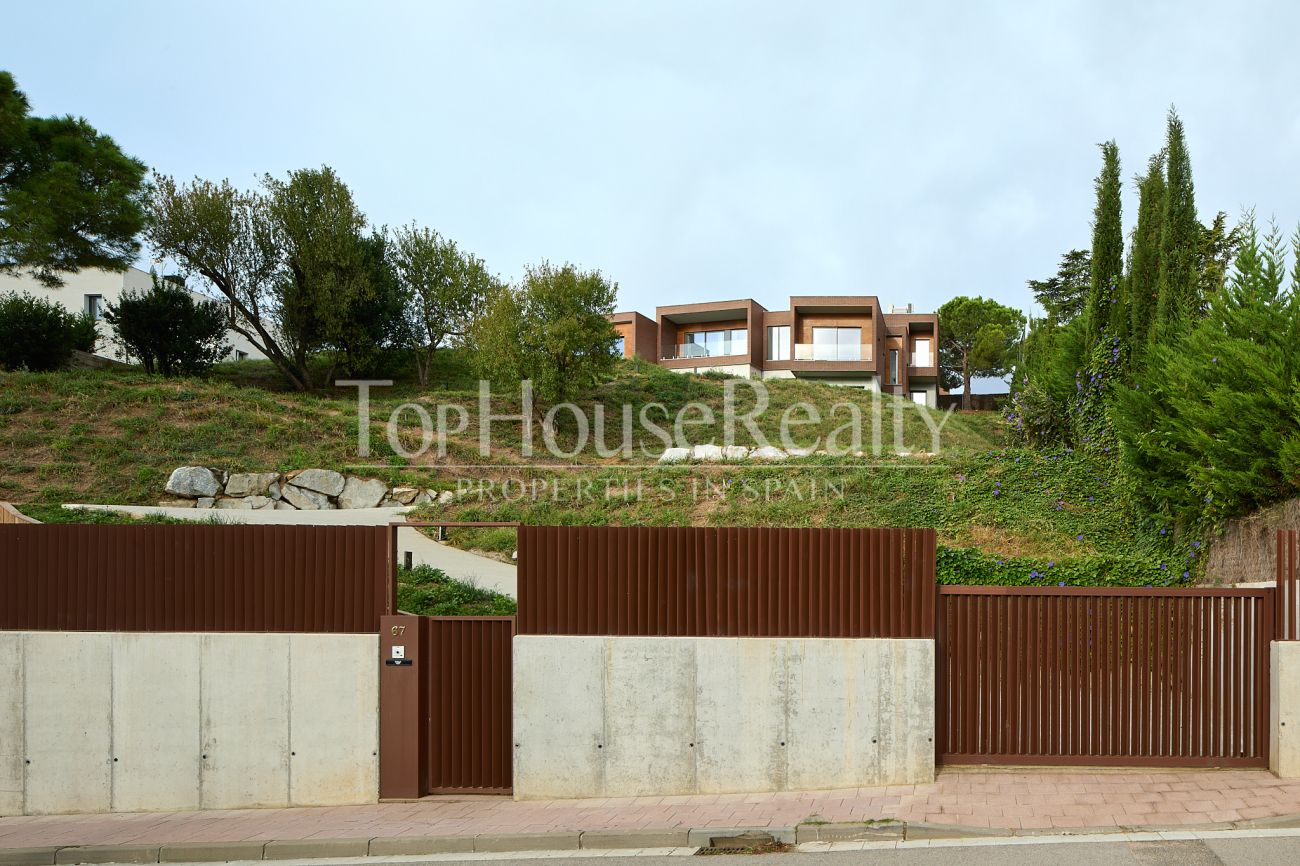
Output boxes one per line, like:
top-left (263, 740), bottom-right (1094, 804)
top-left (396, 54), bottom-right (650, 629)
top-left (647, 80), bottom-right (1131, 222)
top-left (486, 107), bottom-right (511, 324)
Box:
top-left (10, 815), bottom-right (1300, 865)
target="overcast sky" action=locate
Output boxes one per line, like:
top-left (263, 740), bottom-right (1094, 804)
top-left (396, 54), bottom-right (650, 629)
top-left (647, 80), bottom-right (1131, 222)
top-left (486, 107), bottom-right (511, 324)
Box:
top-left (7, 0), bottom-right (1299, 323)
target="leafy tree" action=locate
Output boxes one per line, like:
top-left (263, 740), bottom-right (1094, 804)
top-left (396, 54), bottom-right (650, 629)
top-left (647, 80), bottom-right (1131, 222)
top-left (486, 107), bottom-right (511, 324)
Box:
top-left (0, 290), bottom-right (96, 370)
top-left (103, 273), bottom-right (229, 375)
top-left (1086, 141), bottom-right (1124, 346)
top-left (1127, 151), bottom-right (1166, 364)
top-left (937, 295), bottom-right (1026, 410)
top-left (334, 229), bottom-right (407, 378)
top-left (1112, 214), bottom-right (1300, 525)
top-left (1154, 109), bottom-right (1200, 340)
top-left (1027, 249), bottom-right (1090, 324)
top-left (469, 262), bottom-right (619, 404)
top-left (392, 224), bottom-right (496, 386)
top-left (147, 176), bottom-right (300, 385)
top-left (1197, 211), bottom-right (1243, 308)
top-left (0, 71), bottom-right (148, 286)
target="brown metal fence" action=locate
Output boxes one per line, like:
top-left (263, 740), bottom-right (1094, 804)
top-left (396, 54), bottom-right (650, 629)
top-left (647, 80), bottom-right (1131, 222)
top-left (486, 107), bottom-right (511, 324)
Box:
top-left (1279, 529), bottom-right (1300, 641)
top-left (937, 586), bottom-right (1272, 767)
top-left (517, 525), bottom-right (936, 638)
top-left (1, 524), bottom-right (393, 632)
top-left (424, 617), bottom-right (514, 793)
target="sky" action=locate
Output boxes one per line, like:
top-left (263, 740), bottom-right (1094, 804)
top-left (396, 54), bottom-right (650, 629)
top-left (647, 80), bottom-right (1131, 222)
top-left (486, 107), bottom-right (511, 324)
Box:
top-left (7, 0), bottom-right (1300, 328)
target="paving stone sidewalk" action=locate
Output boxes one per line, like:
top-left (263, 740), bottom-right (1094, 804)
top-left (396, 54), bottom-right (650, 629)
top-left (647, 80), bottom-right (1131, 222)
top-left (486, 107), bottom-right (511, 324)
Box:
top-left (2, 768), bottom-right (1300, 851)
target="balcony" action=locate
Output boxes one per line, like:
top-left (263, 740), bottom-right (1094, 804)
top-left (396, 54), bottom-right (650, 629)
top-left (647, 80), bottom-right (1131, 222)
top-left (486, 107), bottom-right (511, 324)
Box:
top-left (793, 343), bottom-right (873, 362)
top-left (909, 352), bottom-right (934, 368)
top-left (665, 339), bottom-right (749, 360)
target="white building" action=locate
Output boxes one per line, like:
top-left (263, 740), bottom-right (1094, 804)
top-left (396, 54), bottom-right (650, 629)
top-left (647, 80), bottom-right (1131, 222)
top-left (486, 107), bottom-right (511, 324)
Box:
top-left (0, 266), bottom-right (264, 364)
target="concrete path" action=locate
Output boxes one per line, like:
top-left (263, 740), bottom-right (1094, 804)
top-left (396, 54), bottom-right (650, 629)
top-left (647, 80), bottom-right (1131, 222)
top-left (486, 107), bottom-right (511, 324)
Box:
top-left (64, 504), bottom-right (518, 597)
top-left (3, 769), bottom-right (1300, 856)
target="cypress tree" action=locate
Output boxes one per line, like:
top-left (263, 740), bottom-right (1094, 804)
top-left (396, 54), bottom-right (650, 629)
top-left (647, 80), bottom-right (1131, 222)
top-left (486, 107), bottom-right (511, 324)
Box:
top-left (1155, 108), bottom-right (1199, 340)
top-left (1128, 151), bottom-right (1166, 365)
top-left (1086, 141), bottom-right (1124, 346)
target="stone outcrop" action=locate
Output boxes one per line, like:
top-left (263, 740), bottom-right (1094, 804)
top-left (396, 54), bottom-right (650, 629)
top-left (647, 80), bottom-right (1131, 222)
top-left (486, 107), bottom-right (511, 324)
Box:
top-left (158, 467), bottom-right (448, 512)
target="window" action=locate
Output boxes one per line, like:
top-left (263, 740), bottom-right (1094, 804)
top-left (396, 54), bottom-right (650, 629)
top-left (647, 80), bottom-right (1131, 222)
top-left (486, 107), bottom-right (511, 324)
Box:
top-left (912, 338), bottom-right (932, 367)
top-left (84, 295), bottom-right (103, 320)
top-left (681, 328), bottom-right (747, 358)
top-left (612, 336), bottom-right (626, 357)
top-left (807, 327), bottom-right (861, 361)
top-left (235, 350), bottom-right (249, 362)
top-left (888, 349), bottom-right (899, 384)
top-left (911, 390), bottom-right (928, 406)
top-left (766, 325), bottom-right (790, 361)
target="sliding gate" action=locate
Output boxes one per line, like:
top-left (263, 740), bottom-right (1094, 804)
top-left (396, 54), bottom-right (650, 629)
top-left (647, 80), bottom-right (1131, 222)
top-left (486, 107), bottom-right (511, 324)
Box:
top-left (937, 586), bottom-right (1273, 767)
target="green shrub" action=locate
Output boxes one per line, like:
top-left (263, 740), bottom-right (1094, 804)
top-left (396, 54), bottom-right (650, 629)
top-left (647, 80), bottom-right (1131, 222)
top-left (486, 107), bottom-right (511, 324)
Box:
top-left (104, 274), bottom-right (230, 375)
top-left (0, 291), bottom-right (97, 371)
top-left (396, 564), bottom-right (516, 616)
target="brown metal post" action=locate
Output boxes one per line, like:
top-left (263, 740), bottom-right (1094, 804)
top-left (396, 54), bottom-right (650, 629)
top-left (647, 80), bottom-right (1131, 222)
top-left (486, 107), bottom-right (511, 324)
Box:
top-left (379, 614), bottom-right (425, 800)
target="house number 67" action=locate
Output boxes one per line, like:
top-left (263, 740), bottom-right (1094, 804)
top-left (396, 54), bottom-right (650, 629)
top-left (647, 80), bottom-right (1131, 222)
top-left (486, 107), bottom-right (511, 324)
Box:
top-left (390, 625), bottom-right (406, 636)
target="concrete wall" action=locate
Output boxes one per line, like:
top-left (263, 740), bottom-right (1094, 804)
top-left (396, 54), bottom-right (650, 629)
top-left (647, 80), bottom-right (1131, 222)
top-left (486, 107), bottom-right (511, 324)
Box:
top-left (513, 636), bottom-right (934, 800)
top-left (0, 632), bottom-right (377, 816)
top-left (1272, 641), bottom-right (1300, 778)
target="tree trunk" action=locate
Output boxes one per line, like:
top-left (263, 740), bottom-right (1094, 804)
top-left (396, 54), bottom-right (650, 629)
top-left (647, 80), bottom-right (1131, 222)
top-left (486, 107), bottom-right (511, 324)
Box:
top-left (962, 352), bottom-right (972, 411)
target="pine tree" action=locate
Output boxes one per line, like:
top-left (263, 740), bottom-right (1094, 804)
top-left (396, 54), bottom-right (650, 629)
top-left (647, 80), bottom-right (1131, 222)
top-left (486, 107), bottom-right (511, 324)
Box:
top-left (1086, 141), bottom-right (1124, 346)
top-left (1154, 108), bottom-right (1199, 341)
top-left (1128, 151), bottom-right (1166, 364)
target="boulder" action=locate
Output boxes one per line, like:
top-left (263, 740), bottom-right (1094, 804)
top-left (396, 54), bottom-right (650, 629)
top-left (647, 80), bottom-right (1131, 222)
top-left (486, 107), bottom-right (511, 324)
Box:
top-left (338, 476), bottom-right (387, 509)
top-left (749, 446), bottom-right (787, 461)
top-left (411, 490), bottom-right (433, 505)
top-left (378, 497), bottom-right (399, 508)
top-left (268, 480), bottom-right (282, 500)
top-left (785, 447), bottom-right (815, 458)
top-left (244, 495), bottom-right (273, 510)
top-left (658, 447), bottom-right (690, 463)
top-left (281, 483), bottom-right (331, 510)
top-left (274, 500), bottom-right (297, 510)
top-left (691, 444), bottom-right (725, 462)
top-left (286, 468), bottom-right (345, 497)
top-left (437, 490), bottom-right (456, 505)
top-left (722, 445), bottom-right (749, 460)
top-left (158, 498), bottom-right (195, 508)
top-left (389, 486), bottom-right (420, 505)
top-left (215, 498), bottom-right (245, 510)
top-left (164, 466), bottom-right (221, 498)
top-left (195, 497), bottom-right (216, 508)
top-left (224, 472), bottom-right (280, 498)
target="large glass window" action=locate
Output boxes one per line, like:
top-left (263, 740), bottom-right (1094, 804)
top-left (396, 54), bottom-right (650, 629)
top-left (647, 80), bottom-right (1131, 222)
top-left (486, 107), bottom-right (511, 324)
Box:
top-left (766, 325), bottom-right (790, 361)
top-left (612, 335), bottom-right (626, 357)
top-left (912, 338), bottom-right (932, 367)
top-left (888, 349), bottom-right (900, 384)
top-left (681, 328), bottom-right (747, 358)
top-left (806, 326), bottom-right (861, 361)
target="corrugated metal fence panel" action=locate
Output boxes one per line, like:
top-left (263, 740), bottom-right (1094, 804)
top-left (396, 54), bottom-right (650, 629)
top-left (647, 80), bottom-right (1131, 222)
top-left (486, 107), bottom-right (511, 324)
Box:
top-left (517, 525), bottom-right (936, 638)
top-left (1280, 530), bottom-right (1299, 641)
top-left (937, 586), bottom-right (1272, 767)
top-left (0, 524), bottom-right (392, 632)
top-left (424, 617), bottom-right (514, 793)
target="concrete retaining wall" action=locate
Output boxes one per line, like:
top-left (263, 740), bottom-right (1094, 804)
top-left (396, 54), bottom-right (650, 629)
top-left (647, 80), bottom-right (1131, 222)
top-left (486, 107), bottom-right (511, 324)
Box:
top-left (513, 636), bottom-right (934, 799)
top-left (0, 632), bottom-right (377, 816)
top-left (1272, 641), bottom-right (1300, 778)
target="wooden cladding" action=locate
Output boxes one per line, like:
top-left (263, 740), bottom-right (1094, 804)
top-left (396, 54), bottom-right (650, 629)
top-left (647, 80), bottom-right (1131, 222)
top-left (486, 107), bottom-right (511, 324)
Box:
top-left (0, 524), bottom-right (393, 633)
top-left (1280, 529), bottom-right (1300, 641)
top-left (937, 586), bottom-right (1272, 767)
top-left (424, 617), bottom-right (515, 793)
top-left (517, 525), bottom-right (936, 638)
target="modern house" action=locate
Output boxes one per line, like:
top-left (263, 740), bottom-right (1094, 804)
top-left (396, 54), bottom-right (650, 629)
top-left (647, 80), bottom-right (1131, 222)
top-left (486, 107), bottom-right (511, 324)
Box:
top-left (611, 295), bottom-right (941, 406)
top-left (0, 266), bottom-right (265, 364)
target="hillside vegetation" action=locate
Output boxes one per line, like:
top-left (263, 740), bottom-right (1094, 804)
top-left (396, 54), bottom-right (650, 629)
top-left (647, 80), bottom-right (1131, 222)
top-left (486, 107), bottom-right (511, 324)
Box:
top-left (0, 358), bottom-right (1200, 584)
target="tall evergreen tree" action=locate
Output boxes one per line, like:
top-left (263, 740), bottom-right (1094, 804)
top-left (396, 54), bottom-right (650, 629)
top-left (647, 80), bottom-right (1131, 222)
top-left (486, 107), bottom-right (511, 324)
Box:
top-left (1086, 141), bottom-right (1124, 346)
top-left (1154, 108), bottom-right (1199, 340)
top-left (1027, 249), bottom-right (1090, 324)
top-left (1128, 151), bottom-right (1166, 364)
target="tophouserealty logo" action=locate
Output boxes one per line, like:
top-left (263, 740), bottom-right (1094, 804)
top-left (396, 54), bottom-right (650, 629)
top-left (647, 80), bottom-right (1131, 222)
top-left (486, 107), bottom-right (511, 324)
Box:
top-left (337, 378), bottom-right (956, 466)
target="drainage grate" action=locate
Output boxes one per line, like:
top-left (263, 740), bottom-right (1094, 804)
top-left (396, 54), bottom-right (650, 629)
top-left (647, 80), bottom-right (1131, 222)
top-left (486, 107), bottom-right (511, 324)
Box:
top-left (694, 832), bottom-right (791, 856)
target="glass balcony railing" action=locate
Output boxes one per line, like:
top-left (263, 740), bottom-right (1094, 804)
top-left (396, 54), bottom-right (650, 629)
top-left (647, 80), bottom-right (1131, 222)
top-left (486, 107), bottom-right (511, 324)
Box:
top-left (910, 353), bottom-right (934, 368)
top-left (793, 343), bottom-right (872, 362)
top-left (667, 340), bottom-right (748, 360)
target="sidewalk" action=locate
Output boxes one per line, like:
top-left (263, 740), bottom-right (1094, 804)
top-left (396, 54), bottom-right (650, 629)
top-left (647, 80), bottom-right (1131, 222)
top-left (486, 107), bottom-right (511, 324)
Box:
top-left (3, 768), bottom-right (1300, 853)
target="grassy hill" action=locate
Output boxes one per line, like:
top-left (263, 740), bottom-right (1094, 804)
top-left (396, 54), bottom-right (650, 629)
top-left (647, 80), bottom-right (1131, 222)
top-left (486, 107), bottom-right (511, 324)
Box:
top-left (0, 358), bottom-right (1199, 584)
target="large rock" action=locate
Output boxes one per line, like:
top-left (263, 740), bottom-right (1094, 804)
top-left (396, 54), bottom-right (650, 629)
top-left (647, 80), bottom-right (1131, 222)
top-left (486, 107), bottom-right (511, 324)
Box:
top-left (224, 472), bottom-right (280, 498)
top-left (722, 445), bottom-right (749, 460)
top-left (280, 483), bottom-right (332, 510)
top-left (691, 444), bottom-right (725, 462)
top-left (338, 476), bottom-right (387, 509)
top-left (658, 447), bottom-right (690, 463)
top-left (437, 490), bottom-right (456, 505)
top-left (164, 466), bottom-right (221, 498)
top-left (215, 496), bottom-right (272, 510)
top-left (749, 446), bottom-right (787, 461)
top-left (274, 500), bottom-right (297, 510)
top-left (195, 497), bottom-right (215, 509)
top-left (389, 487), bottom-right (420, 505)
top-left (287, 468), bottom-right (345, 497)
